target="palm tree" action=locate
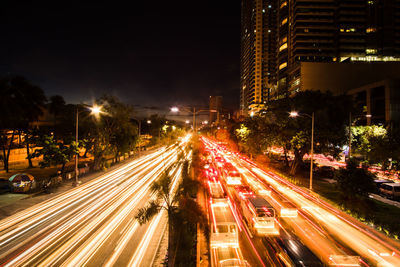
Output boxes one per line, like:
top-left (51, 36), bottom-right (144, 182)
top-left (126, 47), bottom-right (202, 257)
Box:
top-left (135, 161), bottom-right (207, 267)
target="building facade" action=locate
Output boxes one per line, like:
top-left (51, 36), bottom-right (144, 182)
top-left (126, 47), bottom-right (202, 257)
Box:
top-left (240, 0), bottom-right (277, 114)
top-left (276, 0), bottom-right (400, 98)
top-left (241, 0), bottom-right (400, 112)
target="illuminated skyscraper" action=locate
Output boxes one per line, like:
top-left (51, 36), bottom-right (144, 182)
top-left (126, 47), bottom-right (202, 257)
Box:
top-left (240, 0), bottom-right (277, 114)
top-left (241, 0), bottom-right (400, 112)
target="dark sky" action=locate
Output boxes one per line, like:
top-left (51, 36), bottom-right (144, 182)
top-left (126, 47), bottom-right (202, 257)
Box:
top-left (1, 1), bottom-right (241, 115)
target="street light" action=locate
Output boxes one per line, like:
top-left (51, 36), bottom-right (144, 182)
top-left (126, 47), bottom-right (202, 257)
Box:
top-left (290, 111), bottom-right (315, 191)
top-left (90, 105), bottom-right (102, 116)
top-left (74, 104), bottom-right (103, 186)
top-left (170, 107), bottom-right (179, 113)
top-left (171, 106), bottom-right (214, 132)
top-left (131, 118), bottom-right (152, 157)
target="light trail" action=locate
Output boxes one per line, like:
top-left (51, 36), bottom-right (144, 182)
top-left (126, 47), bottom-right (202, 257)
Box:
top-left (203, 137), bottom-right (400, 267)
top-left (0, 136), bottom-right (191, 266)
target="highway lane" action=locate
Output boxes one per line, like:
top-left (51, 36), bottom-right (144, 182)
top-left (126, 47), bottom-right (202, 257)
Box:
top-left (0, 136), bottom-right (191, 267)
top-left (204, 137), bottom-right (400, 267)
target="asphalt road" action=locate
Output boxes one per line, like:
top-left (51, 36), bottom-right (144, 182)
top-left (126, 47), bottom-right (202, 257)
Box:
top-left (203, 137), bottom-right (400, 267)
top-left (0, 139), bottom-right (189, 267)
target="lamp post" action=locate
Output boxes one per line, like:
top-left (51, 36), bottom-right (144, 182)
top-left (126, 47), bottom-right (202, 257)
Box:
top-left (290, 111), bottom-right (315, 191)
top-left (170, 106), bottom-right (216, 132)
top-left (74, 104), bottom-right (102, 186)
top-left (131, 118), bottom-right (152, 157)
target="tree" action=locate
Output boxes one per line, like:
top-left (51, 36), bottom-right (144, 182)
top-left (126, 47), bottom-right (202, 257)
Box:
top-left (135, 161), bottom-right (207, 266)
top-left (31, 134), bottom-right (78, 174)
top-left (351, 125), bottom-right (391, 167)
top-left (334, 159), bottom-right (376, 201)
top-left (0, 76), bottom-right (46, 172)
top-left (82, 95), bottom-right (138, 170)
top-left (238, 91), bottom-right (353, 174)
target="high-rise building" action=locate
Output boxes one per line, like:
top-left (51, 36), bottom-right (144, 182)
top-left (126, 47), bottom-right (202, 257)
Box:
top-left (274, 0), bottom-right (400, 98)
top-left (240, 0), bottom-right (277, 114)
top-left (241, 0), bottom-right (400, 111)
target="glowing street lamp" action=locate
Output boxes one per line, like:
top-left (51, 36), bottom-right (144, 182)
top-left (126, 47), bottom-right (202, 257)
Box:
top-left (171, 106), bottom-right (211, 132)
top-left (290, 110), bottom-right (315, 191)
top-left (147, 120), bottom-right (152, 124)
top-left (170, 107), bottom-right (179, 113)
top-left (90, 105), bottom-right (102, 116)
top-left (185, 120), bottom-right (190, 124)
top-left (75, 104), bottom-right (104, 186)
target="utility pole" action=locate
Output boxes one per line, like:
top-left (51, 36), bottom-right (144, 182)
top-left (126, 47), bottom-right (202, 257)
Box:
top-left (310, 112), bottom-right (314, 191)
top-left (74, 107), bottom-right (79, 186)
top-left (349, 112), bottom-right (352, 159)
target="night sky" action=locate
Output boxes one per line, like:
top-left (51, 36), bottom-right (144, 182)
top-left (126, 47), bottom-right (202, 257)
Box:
top-left (1, 1), bottom-right (241, 116)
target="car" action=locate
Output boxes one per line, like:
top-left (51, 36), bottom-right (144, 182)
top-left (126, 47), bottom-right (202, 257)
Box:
top-left (379, 183), bottom-right (400, 200)
top-left (374, 179), bottom-right (394, 193)
top-left (277, 237), bottom-right (323, 267)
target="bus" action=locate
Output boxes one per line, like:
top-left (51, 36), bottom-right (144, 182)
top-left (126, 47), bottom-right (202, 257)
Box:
top-left (241, 196), bottom-right (279, 236)
top-left (210, 200), bottom-right (239, 248)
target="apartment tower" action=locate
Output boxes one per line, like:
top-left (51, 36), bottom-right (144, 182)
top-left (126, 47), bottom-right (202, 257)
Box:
top-left (240, 0), bottom-right (277, 114)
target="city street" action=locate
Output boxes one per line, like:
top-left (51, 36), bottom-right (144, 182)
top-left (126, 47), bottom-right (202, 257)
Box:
top-left (203, 137), bottom-right (400, 267)
top-left (0, 141), bottom-right (188, 267)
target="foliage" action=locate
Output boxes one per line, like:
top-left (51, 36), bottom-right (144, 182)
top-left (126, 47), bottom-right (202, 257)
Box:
top-left (83, 95), bottom-right (138, 169)
top-left (234, 90), bottom-right (353, 174)
top-left (0, 75), bottom-right (47, 172)
top-left (350, 125), bottom-right (395, 168)
top-left (135, 158), bottom-right (207, 266)
top-left (31, 135), bottom-right (78, 173)
top-left (334, 159), bottom-right (376, 201)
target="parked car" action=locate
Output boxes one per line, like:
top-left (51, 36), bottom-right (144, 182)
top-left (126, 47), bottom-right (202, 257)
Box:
top-left (379, 183), bottom-right (400, 200)
top-left (374, 179), bottom-right (394, 193)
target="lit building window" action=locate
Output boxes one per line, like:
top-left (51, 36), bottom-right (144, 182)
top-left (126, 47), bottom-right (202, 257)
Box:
top-left (279, 43), bottom-right (287, 51)
top-left (280, 1), bottom-right (287, 8)
top-left (278, 62), bottom-right (287, 70)
top-left (281, 18), bottom-right (288, 25)
top-left (268, 5), bottom-right (272, 8)
top-left (262, 9), bottom-right (265, 13)
top-left (366, 49), bottom-right (377, 54)
top-left (350, 56), bottom-right (400, 62)
top-left (366, 28), bottom-right (377, 33)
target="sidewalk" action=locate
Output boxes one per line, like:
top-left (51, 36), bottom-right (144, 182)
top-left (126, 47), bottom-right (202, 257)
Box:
top-left (369, 193), bottom-right (400, 208)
